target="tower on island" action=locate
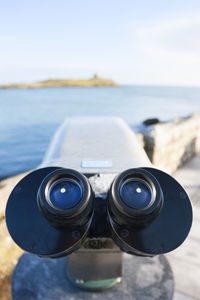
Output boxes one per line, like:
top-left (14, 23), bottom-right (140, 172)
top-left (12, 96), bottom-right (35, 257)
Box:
top-left (93, 73), bottom-right (100, 80)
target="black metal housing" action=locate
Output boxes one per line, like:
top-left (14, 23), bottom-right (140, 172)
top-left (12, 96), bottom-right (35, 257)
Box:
top-left (6, 167), bottom-right (94, 258)
top-left (108, 167), bottom-right (193, 256)
top-left (6, 166), bottom-right (193, 259)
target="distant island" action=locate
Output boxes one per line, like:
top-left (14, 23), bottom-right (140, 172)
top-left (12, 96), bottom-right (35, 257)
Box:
top-left (0, 74), bottom-right (119, 88)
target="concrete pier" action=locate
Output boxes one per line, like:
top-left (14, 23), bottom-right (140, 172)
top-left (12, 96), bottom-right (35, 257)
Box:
top-left (168, 155), bottom-right (200, 300)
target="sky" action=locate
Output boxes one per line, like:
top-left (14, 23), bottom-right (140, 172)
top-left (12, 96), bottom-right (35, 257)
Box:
top-left (1, 0), bottom-right (200, 86)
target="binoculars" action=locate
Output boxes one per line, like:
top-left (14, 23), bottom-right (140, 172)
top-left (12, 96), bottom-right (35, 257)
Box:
top-left (6, 166), bottom-right (192, 258)
top-left (5, 117), bottom-right (193, 291)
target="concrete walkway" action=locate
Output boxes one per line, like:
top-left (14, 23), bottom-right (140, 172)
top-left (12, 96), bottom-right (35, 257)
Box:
top-left (167, 156), bottom-right (200, 300)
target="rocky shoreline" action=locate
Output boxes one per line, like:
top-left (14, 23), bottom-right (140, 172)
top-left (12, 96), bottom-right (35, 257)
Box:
top-left (138, 112), bottom-right (200, 174)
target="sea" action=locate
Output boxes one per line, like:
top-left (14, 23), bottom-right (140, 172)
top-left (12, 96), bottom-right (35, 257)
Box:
top-left (0, 85), bottom-right (200, 179)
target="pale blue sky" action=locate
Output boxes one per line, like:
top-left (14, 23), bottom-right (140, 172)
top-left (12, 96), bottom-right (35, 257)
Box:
top-left (1, 0), bottom-right (200, 86)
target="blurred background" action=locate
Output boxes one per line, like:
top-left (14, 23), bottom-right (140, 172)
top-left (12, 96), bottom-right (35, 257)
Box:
top-left (1, 0), bottom-right (200, 178)
top-left (1, 1), bottom-right (200, 300)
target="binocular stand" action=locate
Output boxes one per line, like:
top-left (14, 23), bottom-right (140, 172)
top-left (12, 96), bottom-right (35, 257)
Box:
top-left (8, 117), bottom-right (192, 300)
top-left (12, 251), bottom-right (174, 300)
top-left (11, 171), bottom-right (174, 300)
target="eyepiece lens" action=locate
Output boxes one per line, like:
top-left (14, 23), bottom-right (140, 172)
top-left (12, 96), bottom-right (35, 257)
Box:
top-left (49, 179), bottom-right (82, 210)
top-left (120, 179), bottom-right (152, 209)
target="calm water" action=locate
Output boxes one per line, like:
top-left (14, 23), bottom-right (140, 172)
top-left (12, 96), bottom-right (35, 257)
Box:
top-left (0, 85), bottom-right (200, 178)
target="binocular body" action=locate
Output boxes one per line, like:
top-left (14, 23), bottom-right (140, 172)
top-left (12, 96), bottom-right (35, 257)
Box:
top-left (6, 117), bottom-right (193, 290)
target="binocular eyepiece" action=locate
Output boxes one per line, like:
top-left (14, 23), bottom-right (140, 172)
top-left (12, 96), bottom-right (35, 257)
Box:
top-left (109, 168), bottom-right (163, 225)
top-left (37, 168), bottom-right (93, 227)
top-left (6, 166), bottom-right (192, 258)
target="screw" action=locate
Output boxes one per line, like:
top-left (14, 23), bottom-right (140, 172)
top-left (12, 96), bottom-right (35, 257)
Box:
top-left (14, 186), bottom-right (22, 194)
top-left (120, 229), bottom-right (129, 238)
top-left (72, 231), bottom-right (80, 239)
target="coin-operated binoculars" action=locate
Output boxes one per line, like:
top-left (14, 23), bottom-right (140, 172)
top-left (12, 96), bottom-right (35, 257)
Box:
top-left (6, 117), bottom-right (192, 298)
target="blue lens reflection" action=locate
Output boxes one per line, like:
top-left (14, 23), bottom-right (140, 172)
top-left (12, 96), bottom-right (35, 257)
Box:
top-left (49, 180), bottom-right (82, 209)
top-left (120, 179), bottom-right (152, 209)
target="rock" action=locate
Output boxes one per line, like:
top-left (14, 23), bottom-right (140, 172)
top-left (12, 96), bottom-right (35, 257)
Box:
top-left (0, 219), bottom-right (23, 300)
top-left (135, 132), bottom-right (145, 148)
top-left (140, 113), bottom-right (200, 174)
top-left (0, 172), bottom-right (29, 300)
top-left (11, 253), bottom-right (174, 300)
top-left (143, 118), bottom-right (161, 126)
